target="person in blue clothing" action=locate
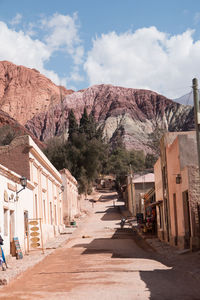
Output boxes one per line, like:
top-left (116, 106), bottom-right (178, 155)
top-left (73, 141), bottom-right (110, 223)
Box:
top-left (0, 235), bottom-right (7, 271)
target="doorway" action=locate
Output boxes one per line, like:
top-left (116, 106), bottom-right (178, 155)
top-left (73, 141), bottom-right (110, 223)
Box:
top-left (173, 193), bottom-right (178, 245)
top-left (182, 190), bottom-right (191, 248)
top-left (9, 210), bottom-right (15, 255)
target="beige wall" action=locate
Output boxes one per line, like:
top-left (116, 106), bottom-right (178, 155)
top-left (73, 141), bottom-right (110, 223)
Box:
top-left (60, 169), bottom-right (79, 225)
top-left (154, 158), bottom-right (165, 240)
top-left (166, 137), bottom-right (185, 247)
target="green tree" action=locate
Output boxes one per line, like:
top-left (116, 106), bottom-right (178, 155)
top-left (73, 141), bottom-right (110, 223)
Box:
top-left (44, 137), bottom-right (67, 170)
top-left (79, 107), bottom-right (90, 136)
top-left (145, 153), bottom-right (157, 169)
top-left (68, 109), bottom-right (78, 142)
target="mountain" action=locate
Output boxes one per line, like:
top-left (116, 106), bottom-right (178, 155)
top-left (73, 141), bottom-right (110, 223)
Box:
top-left (174, 92), bottom-right (194, 105)
top-left (25, 84), bottom-right (194, 153)
top-left (0, 109), bottom-right (44, 148)
top-left (0, 61), bottom-right (194, 154)
top-left (0, 61), bottom-right (74, 125)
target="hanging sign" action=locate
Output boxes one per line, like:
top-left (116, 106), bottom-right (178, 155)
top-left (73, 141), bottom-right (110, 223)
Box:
top-left (28, 219), bottom-right (44, 252)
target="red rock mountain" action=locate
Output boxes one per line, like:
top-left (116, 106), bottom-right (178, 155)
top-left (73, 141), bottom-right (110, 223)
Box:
top-left (26, 84), bottom-right (194, 153)
top-left (0, 61), bottom-right (194, 153)
top-left (0, 61), bottom-right (73, 125)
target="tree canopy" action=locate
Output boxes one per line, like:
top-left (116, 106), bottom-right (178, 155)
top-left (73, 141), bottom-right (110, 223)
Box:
top-left (44, 107), bottom-right (158, 194)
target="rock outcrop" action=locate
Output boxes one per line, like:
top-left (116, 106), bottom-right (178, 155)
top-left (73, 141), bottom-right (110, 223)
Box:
top-left (26, 84), bottom-right (194, 153)
top-left (0, 61), bottom-right (73, 125)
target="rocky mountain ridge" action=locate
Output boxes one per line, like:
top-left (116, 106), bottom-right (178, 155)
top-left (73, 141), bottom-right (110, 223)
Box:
top-left (0, 61), bottom-right (194, 153)
top-left (25, 84), bottom-right (194, 153)
top-left (0, 61), bottom-right (73, 125)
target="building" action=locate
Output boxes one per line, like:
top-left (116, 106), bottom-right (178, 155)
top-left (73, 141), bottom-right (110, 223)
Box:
top-left (143, 188), bottom-right (158, 234)
top-left (0, 163), bottom-right (34, 256)
top-left (95, 175), bottom-right (116, 190)
top-left (154, 131), bottom-right (200, 250)
top-left (60, 169), bottom-right (79, 225)
top-left (0, 135), bottom-right (64, 250)
top-left (126, 173), bottom-right (155, 216)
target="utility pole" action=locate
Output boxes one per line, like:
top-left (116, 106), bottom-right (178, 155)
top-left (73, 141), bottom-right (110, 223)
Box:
top-left (192, 78), bottom-right (200, 176)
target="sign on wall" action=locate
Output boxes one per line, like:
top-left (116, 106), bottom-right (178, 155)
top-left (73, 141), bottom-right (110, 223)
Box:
top-left (28, 218), bottom-right (44, 253)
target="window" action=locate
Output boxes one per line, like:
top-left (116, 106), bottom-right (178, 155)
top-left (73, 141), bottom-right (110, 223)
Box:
top-left (60, 207), bottom-right (62, 224)
top-left (24, 211), bottom-right (28, 237)
top-left (4, 208), bottom-right (8, 236)
top-left (50, 202), bottom-right (53, 225)
top-left (35, 194), bottom-right (38, 219)
top-left (43, 199), bottom-right (46, 223)
top-left (173, 193), bottom-right (178, 245)
top-left (54, 205), bottom-right (57, 225)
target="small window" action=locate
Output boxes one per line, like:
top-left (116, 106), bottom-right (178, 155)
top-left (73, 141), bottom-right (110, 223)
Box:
top-left (35, 194), bottom-right (38, 219)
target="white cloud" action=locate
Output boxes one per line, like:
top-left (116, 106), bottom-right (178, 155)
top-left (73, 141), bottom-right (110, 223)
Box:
top-left (10, 13), bottom-right (22, 26)
top-left (42, 12), bottom-right (84, 65)
top-left (84, 27), bottom-right (200, 98)
top-left (0, 22), bottom-right (50, 69)
top-left (0, 13), bottom-right (84, 88)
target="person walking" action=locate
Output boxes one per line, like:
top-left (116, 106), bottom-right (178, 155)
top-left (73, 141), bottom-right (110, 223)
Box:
top-left (0, 235), bottom-right (7, 271)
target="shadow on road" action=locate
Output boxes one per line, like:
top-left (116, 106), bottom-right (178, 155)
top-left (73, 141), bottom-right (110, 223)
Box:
top-left (139, 268), bottom-right (200, 299)
top-left (100, 207), bottom-right (121, 221)
top-left (99, 194), bottom-right (118, 202)
top-left (74, 200), bottom-right (200, 299)
top-left (73, 227), bottom-right (154, 258)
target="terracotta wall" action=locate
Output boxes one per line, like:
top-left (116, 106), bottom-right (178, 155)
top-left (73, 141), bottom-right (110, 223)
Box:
top-left (154, 158), bottom-right (165, 241)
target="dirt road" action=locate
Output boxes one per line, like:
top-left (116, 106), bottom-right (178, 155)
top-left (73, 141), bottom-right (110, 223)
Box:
top-left (0, 190), bottom-right (200, 299)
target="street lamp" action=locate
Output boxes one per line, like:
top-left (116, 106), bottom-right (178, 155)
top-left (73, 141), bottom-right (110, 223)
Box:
top-left (59, 185), bottom-right (64, 194)
top-left (16, 176), bottom-right (27, 195)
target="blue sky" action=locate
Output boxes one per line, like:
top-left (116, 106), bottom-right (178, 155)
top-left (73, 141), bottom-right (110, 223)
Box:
top-left (0, 0), bottom-right (200, 100)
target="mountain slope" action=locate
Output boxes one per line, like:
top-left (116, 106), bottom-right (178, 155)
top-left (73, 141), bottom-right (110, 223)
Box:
top-left (25, 84), bottom-right (194, 153)
top-left (0, 61), bottom-right (73, 125)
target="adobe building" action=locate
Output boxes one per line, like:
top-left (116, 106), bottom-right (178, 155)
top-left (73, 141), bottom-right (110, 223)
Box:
top-left (0, 135), bottom-right (64, 247)
top-left (0, 163), bottom-right (34, 256)
top-left (126, 173), bottom-right (155, 216)
top-left (60, 169), bottom-right (79, 225)
top-left (154, 131), bottom-right (200, 250)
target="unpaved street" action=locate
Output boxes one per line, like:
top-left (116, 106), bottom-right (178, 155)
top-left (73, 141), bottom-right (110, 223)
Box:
top-left (0, 191), bottom-right (200, 300)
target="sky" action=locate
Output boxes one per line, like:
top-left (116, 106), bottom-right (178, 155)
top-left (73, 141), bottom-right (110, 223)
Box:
top-left (0, 0), bottom-right (200, 100)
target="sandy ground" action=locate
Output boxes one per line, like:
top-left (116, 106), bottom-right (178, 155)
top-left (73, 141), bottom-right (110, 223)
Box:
top-left (0, 190), bottom-right (200, 300)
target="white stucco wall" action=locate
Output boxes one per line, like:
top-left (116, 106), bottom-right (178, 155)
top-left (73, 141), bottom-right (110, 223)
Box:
top-left (0, 164), bottom-right (34, 256)
top-left (28, 136), bottom-right (64, 244)
top-left (60, 169), bottom-right (79, 225)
